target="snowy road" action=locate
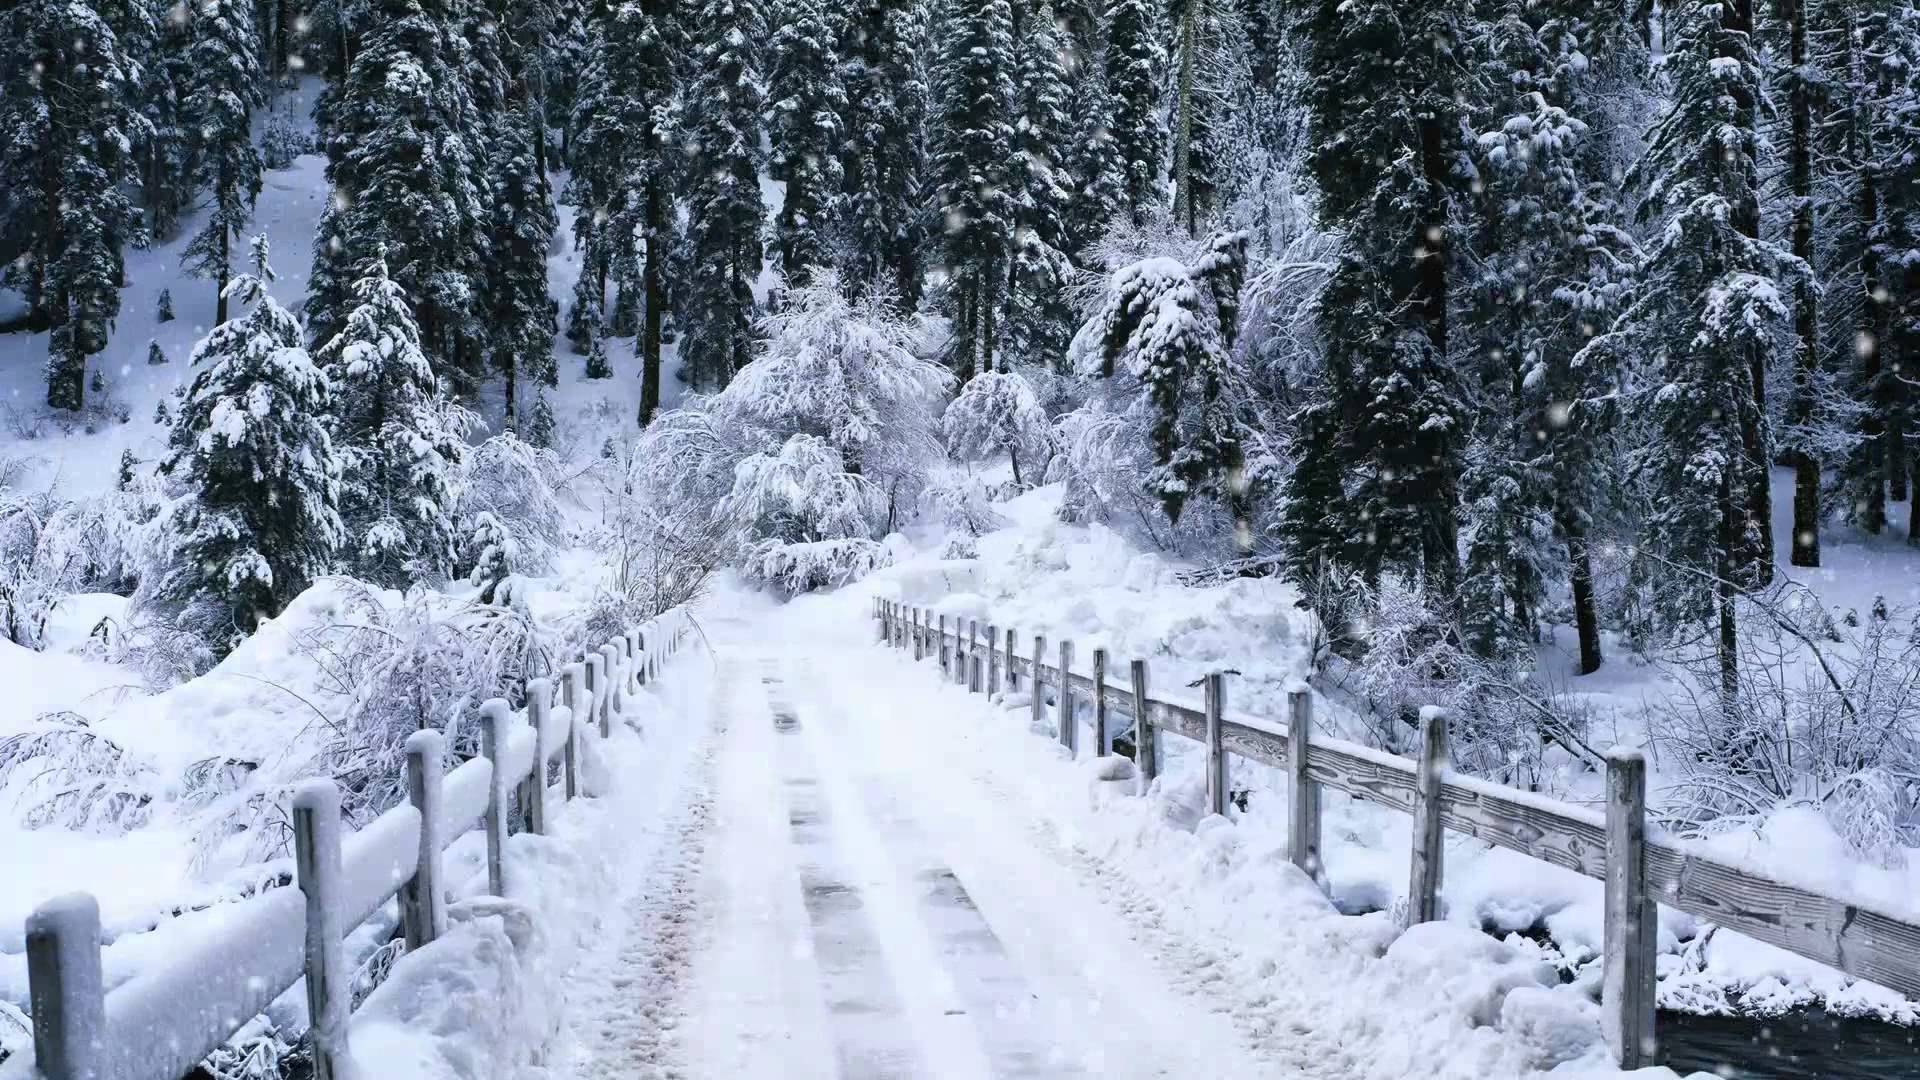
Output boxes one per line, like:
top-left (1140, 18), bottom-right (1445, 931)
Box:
top-left (557, 595), bottom-right (1284, 1080)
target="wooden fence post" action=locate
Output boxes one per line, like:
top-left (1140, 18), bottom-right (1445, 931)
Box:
top-left (293, 782), bottom-right (350, 1080)
top-left (1287, 689), bottom-right (1323, 886)
top-left (403, 729), bottom-right (447, 949)
top-left (1405, 707), bottom-right (1450, 928)
top-left (939, 615), bottom-right (949, 677)
top-left (587, 652), bottom-right (607, 741)
top-left (1092, 649), bottom-right (1109, 756)
top-left (967, 620), bottom-right (980, 691)
top-left (911, 608), bottom-right (922, 660)
top-left (601, 641), bottom-right (623, 737)
top-left (1604, 748), bottom-right (1657, 1069)
top-left (25, 893), bottom-right (105, 1080)
top-left (480, 699), bottom-right (511, 897)
top-left (1004, 627), bottom-right (1017, 693)
top-left (1057, 640), bottom-right (1075, 753)
top-left (1131, 659), bottom-right (1155, 793)
top-left (1031, 634), bottom-right (1046, 730)
top-left (526, 687), bottom-right (552, 834)
top-left (987, 623), bottom-right (999, 694)
top-left (1204, 672), bottom-right (1227, 816)
top-left (877, 599), bottom-right (887, 643)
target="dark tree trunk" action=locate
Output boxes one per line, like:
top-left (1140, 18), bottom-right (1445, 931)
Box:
top-left (1569, 530), bottom-right (1602, 675)
top-left (639, 178), bottom-right (665, 426)
top-left (1785, 0), bottom-right (1820, 567)
top-left (1725, 0), bottom-right (1774, 584)
top-left (215, 228), bottom-right (231, 325)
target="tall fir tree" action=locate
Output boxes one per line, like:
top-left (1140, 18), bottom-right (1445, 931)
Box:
top-left (839, 0), bottom-right (931, 307)
top-left (182, 0), bottom-right (269, 325)
top-left (768, 0), bottom-right (847, 289)
top-left (679, 0), bottom-right (768, 391)
top-left (159, 238), bottom-right (342, 651)
top-left (316, 251), bottom-right (466, 587)
top-left (137, 0), bottom-right (196, 239)
top-left (0, 0), bottom-right (149, 409)
top-left (1104, 0), bottom-right (1165, 225)
top-left (1584, 0), bottom-right (1801, 706)
top-left (1003, 0), bottom-right (1078, 368)
top-left (1282, 0), bottom-right (1476, 593)
top-left (932, 0), bottom-right (1018, 381)
top-left (308, 0), bottom-right (486, 385)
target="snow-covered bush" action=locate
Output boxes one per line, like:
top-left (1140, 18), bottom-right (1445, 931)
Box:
top-left (454, 433), bottom-right (570, 576)
top-left (943, 370), bottom-right (1052, 489)
top-left (0, 482), bottom-right (162, 647)
top-left (465, 511), bottom-right (516, 604)
top-left (634, 275), bottom-right (949, 594)
top-left (298, 582), bottom-right (548, 826)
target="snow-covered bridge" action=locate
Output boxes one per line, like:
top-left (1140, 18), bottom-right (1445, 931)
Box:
top-left (8, 590), bottom-right (1920, 1080)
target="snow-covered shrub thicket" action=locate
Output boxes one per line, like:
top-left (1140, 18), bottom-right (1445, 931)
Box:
top-left (0, 481), bottom-right (160, 647)
top-left (454, 433), bottom-right (570, 578)
top-left (298, 581), bottom-right (547, 827)
top-left (943, 370), bottom-right (1052, 490)
top-left (634, 275), bottom-right (951, 594)
top-left (1651, 586), bottom-right (1920, 864)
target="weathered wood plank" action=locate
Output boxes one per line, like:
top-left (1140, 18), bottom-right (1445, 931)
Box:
top-left (1058, 640), bottom-right (1075, 753)
top-left (1031, 634), bottom-right (1046, 730)
top-left (1131, 659), bottom-right (1155, 793)
top-left (1204, 674), bottom-right (1228, 817)
top-left (1092, 649), bottom-right (1108, 756)
top-left (1604, 749), bottom-right (1656, 1068)
top-left (1288, 691), bottom-right (1323, 887)
top-left (1217, 717), bottom-right (1287, 770)
top-left (1405, 708), bottom-right (1448, 927)
top-left (1437, 773), bottom-right (1609, 879)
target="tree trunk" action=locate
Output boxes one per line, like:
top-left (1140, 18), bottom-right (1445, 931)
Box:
top-left (1416, 111), bottom-right (1456, 589)
top-left (503, 350), bottom-right (517, 433)
top-left (1716, 469), bottom-right (1741, 715)
top-left (1725, 0), bottom-right (1774, 584)
top-left (1858, 137), bottom-right (1887, 533)
top-left (639, 177), bottom-right (665, 426)
top-left (215, 228), bottom-right (231, 325)
top-left (1569, 530), bottom-right (1602, 675)
top-left (1009, 444), bottom-right (1022, 488)
top-left (1786, 0), bottom-right (1819, 567)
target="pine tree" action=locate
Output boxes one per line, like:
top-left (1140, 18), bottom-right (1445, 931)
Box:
top-left (1062, 60), bottom-right (1125, 257)
top-left (159, 238), bottom-right (343, 651)
top-left (158, 288), bottom-right (175, 323)
top-left (0, 0), bottom-right (148, 409)
top-left (316, 250), bottom-right (466, 587)
top-left (679, 0), bottom-right (768, 392)
top-left (137, 0), bottom-right (195, 239)
top-left (1003, 0), bottom-right (1077, 368)
top-left (182, 0), bottom-right (269, 325)
top-left (466, 510), bottom-right (516, 603)
top-left (839, 0), bottom-right (931, 306)
top-left (567, 0), bottom-right (679, 422)
top-left (1586, 0), bottom-right (1803, 705)
top-left (307, 0), bottom-right (485, 382)
top-left (1283, 0), bottom-right (1476, 591)
top-left (944, 370), bottom-right (1052, 486)
top-left (932, 0), bottom-right (1017, 381)
top-left (148, 340), bottom-right (168, 366)
top-left (1104, 0), bottom-right (1165, 225)
top-left (768, 0), bottom-right (847, 288)
top-left (1070, 232), bottom-right (1252, 528)
top-left (481, 0), bottom-right (559, 433)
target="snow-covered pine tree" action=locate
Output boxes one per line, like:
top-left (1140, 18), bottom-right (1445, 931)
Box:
top-left (0, 0), bottom-right (148, 408)
top-left (1003, 0), bottom-right (1077, 368)
top-left (315, 249), bottom-right (467, 588)
top-left (157, 288), bottom-right (175, 323)
top-left (768, 0), bottom-right (847, 289)
top-left (932, 0), bottom-right (1017, 381)
top-left (679, 0), bottom-right (768, 392)
top-left (148, 340), bottom-right (168, 366)
top-left (478, 0), bottom-right (559, 433)
top-left (181, 0), bottom-right (268, 325)
top-left (839, 0), bottom-right (931, 307)
top-left (566, 0), bottom-right (679, 422)
top-left (307, 0), bottom-right (484, 383)
top-left (1455, 0), bottom-right (1639, 670)
top-left (158, 237), bottom-right (343, 651)
top-left (1584, 0), bottom-right (1805, 705)
top-left (1068, 232), bottom-right (1253, 531)
top-left (465, 510), bottom-right (516, 603)
top-left (1282, 0), bottom-right (1476, 593)
top-left (944, 370), bottom-right (1052, 487)
top-left (1104, 0), bottom-right (1165, 225)
top-left (136, 0), bottom-right (195, 239)
top-left (1062, 55), bottom-right (1126, 259)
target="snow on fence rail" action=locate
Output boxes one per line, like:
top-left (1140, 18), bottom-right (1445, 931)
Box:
top-left (874, 599), bottom-right (1920, 1070)
top-left (2, 608), bottom-right (698, 1080)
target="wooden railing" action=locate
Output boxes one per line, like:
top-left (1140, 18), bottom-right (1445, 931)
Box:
top-left (2, 608), bottom-right (698, 1080)
top-left (874, 599), bottom-right (1920, 1069)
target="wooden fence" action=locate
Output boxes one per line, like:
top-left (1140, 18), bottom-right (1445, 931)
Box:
top-left (874, 599), bottom-right (1920, 1069)
top-left (2, 608), bottom-right (697, 1080)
